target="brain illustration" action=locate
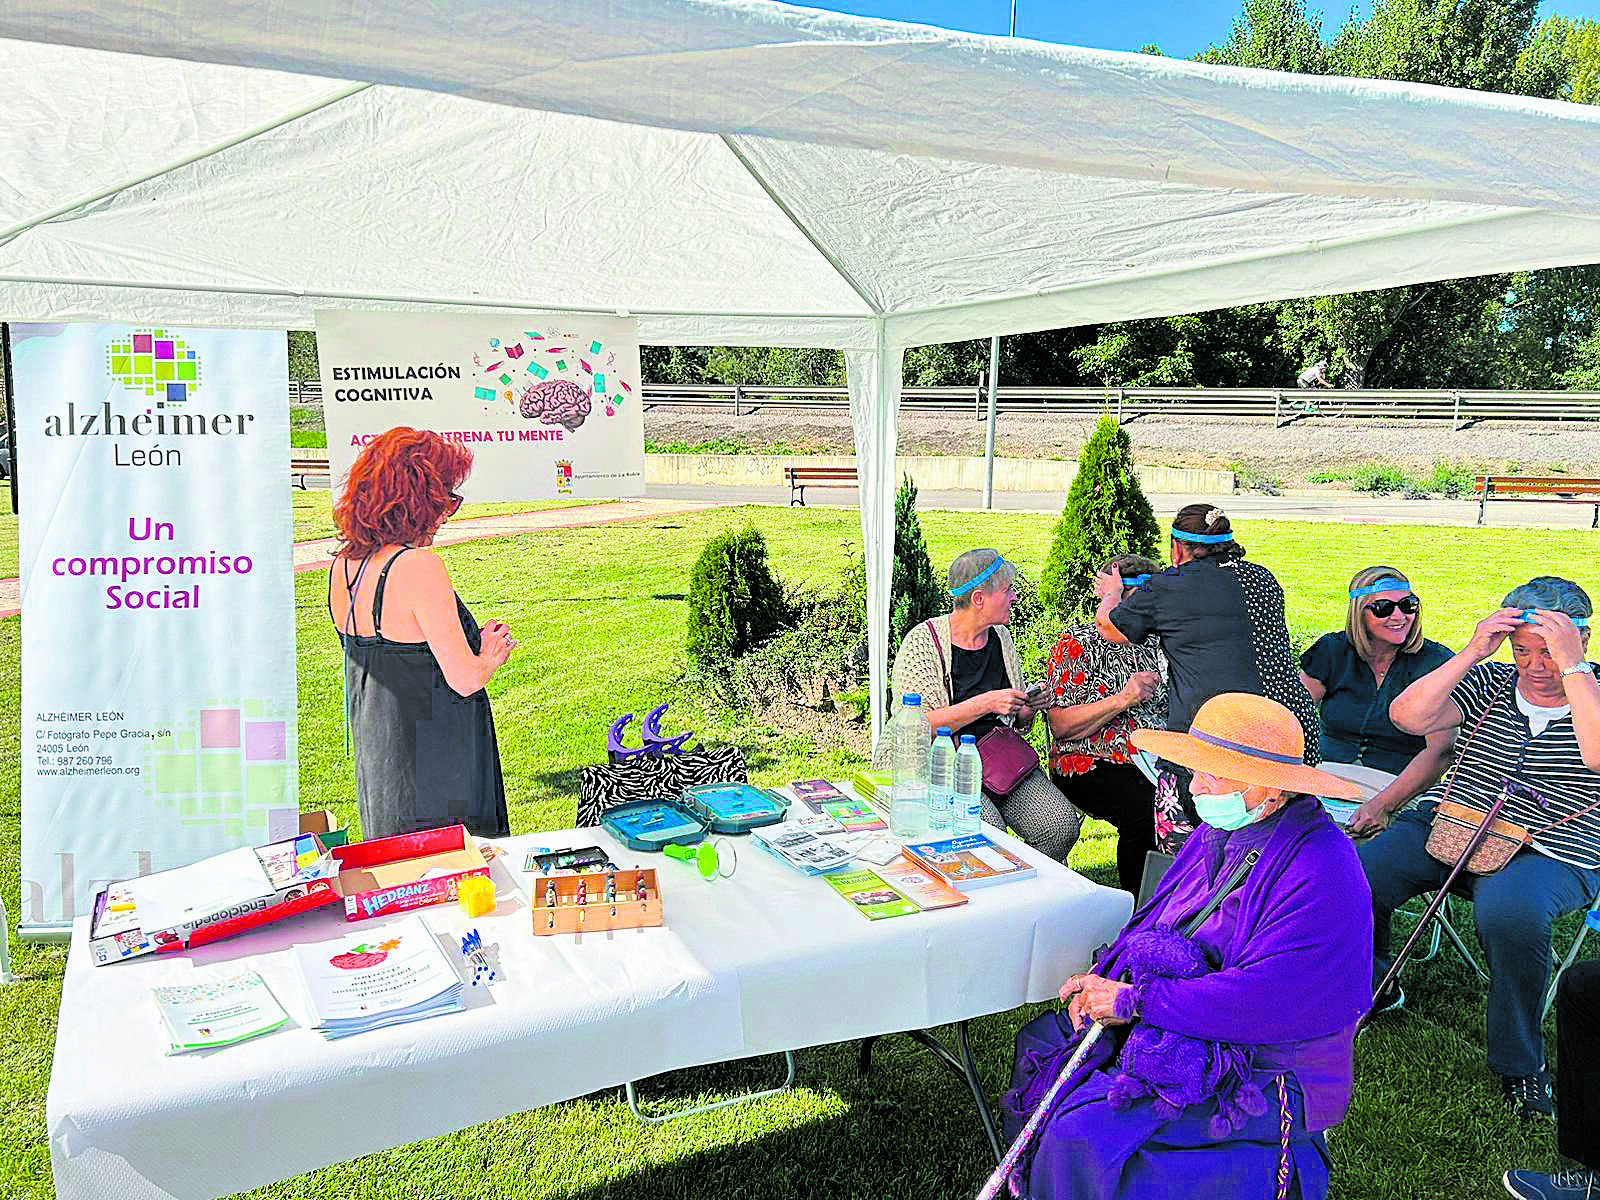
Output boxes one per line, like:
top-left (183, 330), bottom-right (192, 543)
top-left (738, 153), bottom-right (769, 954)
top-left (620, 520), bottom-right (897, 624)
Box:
top-left (519, 378), bottom-right (592, 431)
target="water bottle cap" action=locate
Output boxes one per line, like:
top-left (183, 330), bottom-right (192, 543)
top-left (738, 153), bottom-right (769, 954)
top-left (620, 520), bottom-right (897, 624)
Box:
top-left (903, 693), bottom-right (921, 706)
top-left (936, 727), bottom-right (952, 736)
top-left (960, 734), bottom-right (976, 744)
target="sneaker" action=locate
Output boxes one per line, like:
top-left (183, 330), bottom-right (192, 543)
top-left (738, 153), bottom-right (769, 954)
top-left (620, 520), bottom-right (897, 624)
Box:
top-left (1503, 1168), bottom-right (1599, 1199)
top-left (1369, 981), bottom-right (1405, 1016)
top-left (1501, 1071), bottom-right (1556, 1121)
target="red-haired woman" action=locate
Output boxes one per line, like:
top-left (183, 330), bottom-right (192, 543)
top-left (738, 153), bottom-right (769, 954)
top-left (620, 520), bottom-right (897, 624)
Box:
top-left (327, 428), bottom-right (514, 840)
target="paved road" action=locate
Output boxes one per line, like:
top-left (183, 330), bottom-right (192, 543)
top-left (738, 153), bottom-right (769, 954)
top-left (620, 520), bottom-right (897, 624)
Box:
top-left (644, 483), bottom-right (1600, 529)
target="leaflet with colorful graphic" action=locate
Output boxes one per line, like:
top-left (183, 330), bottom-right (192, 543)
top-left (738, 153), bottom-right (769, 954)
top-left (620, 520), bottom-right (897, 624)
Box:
top-left (903, 834), bottom-right (1037, 891)
top-left (874, 854), bottom-right (971, 910)
top-left (294, 914), bottom-right (464, 1039)
top-left (152, 970), bottom-right (291, 1054)
top-left (824, 870), bottom-right (920, 920)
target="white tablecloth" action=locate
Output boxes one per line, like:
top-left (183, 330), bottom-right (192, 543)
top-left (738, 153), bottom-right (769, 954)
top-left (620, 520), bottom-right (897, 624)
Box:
top-left (47, 820), bottom-right (1131, 1200)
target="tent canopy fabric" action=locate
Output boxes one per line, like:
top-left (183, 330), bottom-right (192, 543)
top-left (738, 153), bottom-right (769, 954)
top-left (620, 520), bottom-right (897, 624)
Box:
top-left (4, 0), bottom-right (1600, 743)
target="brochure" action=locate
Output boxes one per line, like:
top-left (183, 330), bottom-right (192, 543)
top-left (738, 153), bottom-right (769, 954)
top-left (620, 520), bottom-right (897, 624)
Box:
top-left (790, 779), bottom-right (848, 812)
top-left (152, 970), bottom-right (291, 1054)
top-left (751, 821), bottom-right (856, 875)
top-left (904, 833), bottom-right (1038, 891)
top-left (875, 854), bottom-right (970, 910)
top-left (850, 771), bottom-right (892, 807)
top-left (817, 798), bottom-right (887, 833)
top-left (294, 914), bottom-right (464, 1039)
top-left (824, 869), bottom-right (920, 920)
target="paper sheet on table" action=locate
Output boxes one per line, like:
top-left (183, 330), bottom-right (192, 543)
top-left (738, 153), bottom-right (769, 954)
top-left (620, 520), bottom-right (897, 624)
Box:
top-left (126, 846), bottom-right (273, 932)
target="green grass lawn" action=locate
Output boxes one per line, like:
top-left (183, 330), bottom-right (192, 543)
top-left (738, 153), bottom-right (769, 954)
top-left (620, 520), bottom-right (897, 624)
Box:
top-left (2, 504), bottom-right (1593, 1199)
top-left (289, 491), bottom-right (611, 544)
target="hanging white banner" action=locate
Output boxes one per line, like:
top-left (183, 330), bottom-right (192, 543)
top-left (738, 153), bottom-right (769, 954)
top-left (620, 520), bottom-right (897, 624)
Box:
top-left (13, 323), bottom-right (296, 936)
top-left (316, 310), bottom-right (644, 501)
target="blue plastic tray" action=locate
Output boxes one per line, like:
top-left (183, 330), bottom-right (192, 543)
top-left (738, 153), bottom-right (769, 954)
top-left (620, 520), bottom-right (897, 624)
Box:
top-left (601, 798), bottom-right (709, 851)
top-left (684, 783), bottom-right (789, 834)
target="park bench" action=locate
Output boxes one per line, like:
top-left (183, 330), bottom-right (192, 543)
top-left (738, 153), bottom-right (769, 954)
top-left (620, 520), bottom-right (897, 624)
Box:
top-left (784, 464), bottom-right (858, 506)
top-left (291, 455), bottom-right (330, 490)
top-left (1474, 475), bottom-right (1600, 526)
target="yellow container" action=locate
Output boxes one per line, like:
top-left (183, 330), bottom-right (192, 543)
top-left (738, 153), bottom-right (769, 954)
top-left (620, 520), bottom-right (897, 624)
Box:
top-left (457, 875), bottom-right (496, 918)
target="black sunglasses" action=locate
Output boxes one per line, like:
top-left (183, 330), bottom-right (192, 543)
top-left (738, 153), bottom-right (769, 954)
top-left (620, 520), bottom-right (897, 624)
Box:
top-left (445, 491), bottom-right (464, 517)
top-left (1366, 595), bottom-right (1420, 618)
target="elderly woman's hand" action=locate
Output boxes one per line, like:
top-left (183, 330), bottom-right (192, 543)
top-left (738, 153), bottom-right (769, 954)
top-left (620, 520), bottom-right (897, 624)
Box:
top-left (1092, 568), bottom-right (1126, 608)
top-left (1059, 972), bottom-right (1134, 1032)
top-left (1524, 608), bottom-right (1588, 672)
top-left (1466, 608), bottom-right (1524, 663)
top-left (985, 688), bottom-right (1030, 718)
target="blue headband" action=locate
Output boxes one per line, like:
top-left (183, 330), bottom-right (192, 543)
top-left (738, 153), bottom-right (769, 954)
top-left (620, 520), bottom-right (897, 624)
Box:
top-left (950, 557), bottom-right (1007, 598)
top-left (1121, 574), bottom-right (1151, 588)
top-left (1520, 609), bottom-right (1591, 628)
top-left (1171, 528), bottom-right (1233, 545)
top-left (1350, 579), bottom-right (1409, 599)
top-left (1191, 730), bottom-right (1304, 765)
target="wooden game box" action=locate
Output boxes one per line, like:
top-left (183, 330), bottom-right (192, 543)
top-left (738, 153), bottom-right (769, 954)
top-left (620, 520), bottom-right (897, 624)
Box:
top-left (530, 868), bottom-right (662, 935)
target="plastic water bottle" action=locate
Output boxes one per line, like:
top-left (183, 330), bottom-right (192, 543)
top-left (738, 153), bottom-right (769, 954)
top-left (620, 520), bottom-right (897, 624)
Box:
top-left (954, 733), bottom-right (983, 835)
top-left (889, 694), bottom-right (930, 840)
top-left (927, 727), bottom-right (956, 837)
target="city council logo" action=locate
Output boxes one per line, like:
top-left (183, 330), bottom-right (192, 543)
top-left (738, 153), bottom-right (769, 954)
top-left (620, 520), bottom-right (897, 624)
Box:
top-left (555, 461), bottom-right (573, 494)
top-left (105, 329), bottom-right (202, 403)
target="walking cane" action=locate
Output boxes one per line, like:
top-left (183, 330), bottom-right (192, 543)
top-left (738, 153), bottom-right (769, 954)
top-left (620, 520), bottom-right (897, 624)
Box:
top-left (975, 849), bottom-right (1261, 1200)
top-left (1366, 788), bottom-right (1513, 1020)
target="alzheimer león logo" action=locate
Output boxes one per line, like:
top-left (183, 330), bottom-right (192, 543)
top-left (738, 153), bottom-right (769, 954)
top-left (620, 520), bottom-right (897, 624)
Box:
top-left (105, 330), bottom-right (202, 403)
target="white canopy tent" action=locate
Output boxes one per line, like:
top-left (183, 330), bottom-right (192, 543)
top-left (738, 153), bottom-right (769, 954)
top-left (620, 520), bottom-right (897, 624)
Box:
top-left (5, 0), bottom-right (1600, 743)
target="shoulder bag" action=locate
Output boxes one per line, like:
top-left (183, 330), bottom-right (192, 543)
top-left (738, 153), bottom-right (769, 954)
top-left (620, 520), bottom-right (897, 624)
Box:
top-left (925, 619), bottom-right (1038, 796)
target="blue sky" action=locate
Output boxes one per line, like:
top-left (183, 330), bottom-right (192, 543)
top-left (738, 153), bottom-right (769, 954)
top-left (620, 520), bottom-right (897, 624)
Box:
top-left (794, 1), bottom-right (1599, 60)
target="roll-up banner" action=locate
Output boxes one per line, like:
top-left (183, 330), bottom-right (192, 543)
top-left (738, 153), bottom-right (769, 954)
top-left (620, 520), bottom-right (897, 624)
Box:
top-left (13, 323), bottom-right (296, 937)
top-left (316, 310), bottom-right (644, 501)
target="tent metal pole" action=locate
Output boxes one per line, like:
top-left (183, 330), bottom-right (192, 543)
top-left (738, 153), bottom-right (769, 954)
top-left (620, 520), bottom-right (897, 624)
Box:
top-left (982, 336), bottom-right (999, 509)
top-left (2, 321), bottom-right (16, 515)
top-left (0, 83), bottom-right (373, 248)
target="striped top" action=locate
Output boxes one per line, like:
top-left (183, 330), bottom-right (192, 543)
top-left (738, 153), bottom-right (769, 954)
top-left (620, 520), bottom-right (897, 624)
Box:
top-left (1424, 662), bottom-right (1600, 868)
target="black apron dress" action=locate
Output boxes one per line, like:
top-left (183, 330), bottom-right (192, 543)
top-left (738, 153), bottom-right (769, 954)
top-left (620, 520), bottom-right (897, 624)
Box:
top-left (334, 548), bottom-right (509, 841)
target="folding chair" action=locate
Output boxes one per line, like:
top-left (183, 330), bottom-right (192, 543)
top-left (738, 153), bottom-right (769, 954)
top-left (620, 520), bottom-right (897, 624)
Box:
top-left (1400, 888), bottom-right (1600, 1019)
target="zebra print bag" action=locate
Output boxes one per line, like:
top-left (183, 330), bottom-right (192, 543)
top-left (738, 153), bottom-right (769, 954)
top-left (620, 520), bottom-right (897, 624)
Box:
top-left (578, 746), bottom-right (748, 827)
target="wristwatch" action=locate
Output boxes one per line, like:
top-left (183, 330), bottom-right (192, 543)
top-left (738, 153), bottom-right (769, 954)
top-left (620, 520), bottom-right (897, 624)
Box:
top-left (1561, 662), bottom-right (1596, 678)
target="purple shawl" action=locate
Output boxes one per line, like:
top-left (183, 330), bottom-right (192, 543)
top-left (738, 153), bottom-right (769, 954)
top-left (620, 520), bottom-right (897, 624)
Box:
top-left (1019, 798), bottom-right (1372, 1133)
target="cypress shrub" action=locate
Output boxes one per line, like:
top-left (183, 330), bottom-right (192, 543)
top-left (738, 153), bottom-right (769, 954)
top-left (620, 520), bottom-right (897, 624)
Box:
top-left (685, 526), bottom-right (790, 665)
top-left (1040, 413), bottom-right (1161, 620)
top-left (890, 474), bottom-right (946, 650)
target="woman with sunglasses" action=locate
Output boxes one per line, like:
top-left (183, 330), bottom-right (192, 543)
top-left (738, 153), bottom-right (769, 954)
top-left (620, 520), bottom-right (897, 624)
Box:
top-left (1298, 566), bottom-right (1453, 836)
top-left (328, 427), bottom-right (514, 841)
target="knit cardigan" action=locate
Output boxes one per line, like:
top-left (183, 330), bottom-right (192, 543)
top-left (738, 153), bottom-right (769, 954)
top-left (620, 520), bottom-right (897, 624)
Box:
top-left (874, 613), bottom-right (1027, 767)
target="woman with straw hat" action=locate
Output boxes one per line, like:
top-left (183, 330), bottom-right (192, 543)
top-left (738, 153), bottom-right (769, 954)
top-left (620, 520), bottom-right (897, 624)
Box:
top-left (1000, 693), bottom-right (1370, 1200)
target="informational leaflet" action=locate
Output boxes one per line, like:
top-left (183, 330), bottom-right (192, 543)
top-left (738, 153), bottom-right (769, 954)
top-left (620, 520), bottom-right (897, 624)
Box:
top-left (294, 915), bottom-right (464, 1039)
top-left (153, 970), bottom-right (290, 1054)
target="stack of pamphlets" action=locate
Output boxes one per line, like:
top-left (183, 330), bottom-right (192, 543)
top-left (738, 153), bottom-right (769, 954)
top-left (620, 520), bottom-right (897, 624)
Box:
top-left (751, 821), bottom-right (856, 875)
top-left (294, 915), bottom-right (464, 1040)
top-left (824, 870), bottom-right (920, 919)
top-left (790, 780), bottom-right (888, 831)
top-left (823, 853), bottom-right (971, 920)
top-left (152, 970), bottom-right (291, 1054)
top-left (874, 854), bottom-right (970, 909)
top-left (903, 833), bottom-right (1037, 891)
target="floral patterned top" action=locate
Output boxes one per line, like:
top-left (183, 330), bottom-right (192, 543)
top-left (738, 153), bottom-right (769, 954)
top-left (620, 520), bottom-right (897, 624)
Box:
top-left (1045, 624), bottom-right (1168, 777)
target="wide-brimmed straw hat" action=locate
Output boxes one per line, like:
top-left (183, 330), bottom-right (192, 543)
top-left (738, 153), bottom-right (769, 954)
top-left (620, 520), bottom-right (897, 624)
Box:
top-left (1131, 693), bottom-right (1363, 800)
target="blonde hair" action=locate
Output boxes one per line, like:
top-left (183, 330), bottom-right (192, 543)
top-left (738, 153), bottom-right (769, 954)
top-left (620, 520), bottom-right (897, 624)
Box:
top-left (1346, 565), bottom-right (1423, 660)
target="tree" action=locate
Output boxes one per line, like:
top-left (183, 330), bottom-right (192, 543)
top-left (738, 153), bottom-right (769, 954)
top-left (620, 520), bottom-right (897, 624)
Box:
top-left (889, 475), bottom-right (945, 651)
top-left (685, 526), bottom-right (790, 665)
top-left (1040, 415), bottom-right (1161, 621)
top-left (287, 331), bottom-right (319, 382)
